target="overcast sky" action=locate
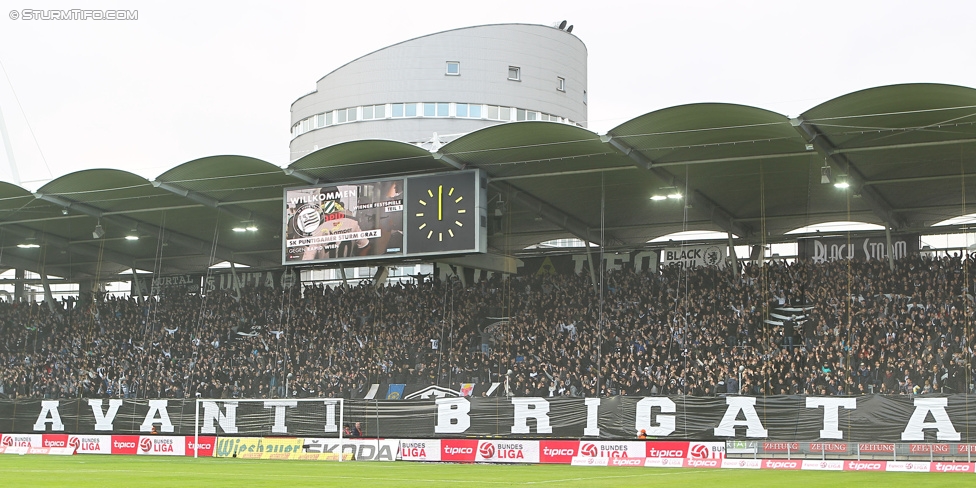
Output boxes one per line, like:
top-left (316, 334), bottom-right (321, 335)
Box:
top-left (0, 0), bottom-right (973, 190)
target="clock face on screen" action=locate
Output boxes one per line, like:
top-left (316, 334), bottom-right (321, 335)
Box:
top-left (406, 172), bottom-right (478, 254)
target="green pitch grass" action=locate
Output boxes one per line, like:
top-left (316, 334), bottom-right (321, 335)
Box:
top-left (1, 456), bottom-right (974, 487)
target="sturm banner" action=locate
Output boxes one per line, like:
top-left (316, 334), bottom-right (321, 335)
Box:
top-left (796, 234), bottom-right (920, 263)
top-left (2, 395), bottom-right (976, 442)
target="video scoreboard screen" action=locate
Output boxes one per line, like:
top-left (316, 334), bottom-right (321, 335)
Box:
top-left (283, 170), bottom-right (486, 265)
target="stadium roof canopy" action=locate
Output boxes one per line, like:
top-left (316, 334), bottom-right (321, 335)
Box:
top-left (1, 83), bottom-right (974, 281)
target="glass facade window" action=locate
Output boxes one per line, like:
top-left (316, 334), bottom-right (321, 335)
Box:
top-left (557, 77), bottom-right (566, 92)
top-left (292, 101), bottom-right (570, 139)
top-left (583, 89), bottom-right (587, 105)
top-left (446, 61), bottom-right (460, 75)
top-left (508, 66), bottom-right (520, 81)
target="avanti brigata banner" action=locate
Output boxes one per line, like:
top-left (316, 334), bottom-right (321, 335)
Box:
top-left (1, 395), bottom-right (975, 442)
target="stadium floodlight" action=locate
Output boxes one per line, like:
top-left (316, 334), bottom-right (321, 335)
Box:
top-left (820, 165), bottom-right (832, 184)
top-left (92, 223), bottom-right (105, 239)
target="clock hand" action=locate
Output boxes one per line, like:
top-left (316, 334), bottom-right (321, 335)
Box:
top-left (438, 185), bottom-right (443, 221)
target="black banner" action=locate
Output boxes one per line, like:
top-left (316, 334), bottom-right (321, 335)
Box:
top-left (131, 269), bottom-right (300, 297)
top-left (518, 251), bottom-right (659, 276)
top-left (3, 395), bottom-right (975, 442)
top-left (797, 234), bottom-right (919, 263)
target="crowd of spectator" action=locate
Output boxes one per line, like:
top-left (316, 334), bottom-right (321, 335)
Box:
top-left (0, 252), bottom-right (974, 401)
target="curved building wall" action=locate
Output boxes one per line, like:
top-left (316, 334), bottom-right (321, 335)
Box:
top-left (289, 23), bottom-right (587, 160)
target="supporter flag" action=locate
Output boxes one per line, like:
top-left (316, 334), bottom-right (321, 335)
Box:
top-left (386, 384), bottom-right (405, 400)
top-left (460, 383), bottom-right (474, 397)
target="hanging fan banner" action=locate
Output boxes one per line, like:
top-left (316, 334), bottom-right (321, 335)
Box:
top-left (797, 234), bottom-right (919, 263)
top-left (660, 246), bottom-right (727, 268)
top-left (131, 269), bottom-right (300, 296)
top-left (4, 395), bottom-right (976, 442)
top-left (518, 251), bottom-right (659, 276)
top-left (131, 274), bottom-right (200, 296)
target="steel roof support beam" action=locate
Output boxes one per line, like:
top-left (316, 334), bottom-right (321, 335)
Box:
top-left (150, 180), bottom-right (278, 231)
top-left (3, 223), bottom-right (141, 271)
top-left (498, 182), bottom-right (621, 247)
top-left (831, 137), bottom-right (976, 154)
top-left (790, 117), bottom-right (906, 229)
top-left (433, 152), bottom-right (618, 247)
top-left (32, 193), bottom-right (276, 268)
top-left (602, 135), bottom-right (753, 239)
top-left (0, 253), bottom-right (73, 280)
top-left (282, 168), bottom-right (321, 185)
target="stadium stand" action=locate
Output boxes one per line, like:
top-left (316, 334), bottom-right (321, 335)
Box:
top-left (0, 253), bottom-right (973, 401)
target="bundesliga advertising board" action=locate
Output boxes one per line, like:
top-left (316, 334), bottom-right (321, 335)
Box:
top-left (283, 178), bottom-right (404, 264)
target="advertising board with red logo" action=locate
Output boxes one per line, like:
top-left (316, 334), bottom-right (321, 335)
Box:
top-left (800, 460), bottom-right (845, 471)
top-left (688, 442), bottom-right (725, 459)
top-left (857, 443), bottom-right (894, 453)
top-left (721, 459), bottom-right (761, 469)
top-left (607, 457), bottom-right (646, 467)
top-left (1, 433), bottom-right (42, 448)
top-left (110, 435), bottom-right (140, 455)
top-left (399, 439), bottom-right (440, 462)
top-left (185, 436), bottom-right (216, 457)
top-left (136, 436), bottom-right (185, 456)
top-left (929, 462), bottom-right (975, 473)
top-left (886, 461), bottom-right (932, 472)
top-left (68, 435), bottom-right (111, 455)
top-left (41, 434), bottom-right (69, 449)
top-left (807, 442), bottom-right (848, 453)
top-left (539, 440), bottom-right (579, 464)
top-left (644, 441), bottom-right (688, 459)
top-left (475, 440), bottom-right (539, 463)
top-left (576, 441), bottom-right (644, 458)
top-left (643, 457), bottom-right (685, 468)
top-left (762, 459), bottom-right (801, 470)
top-left (844, 461), bottom-right (887, 472)
top-left (440, 439), bottom-right (478, 463)
top-left (682, 457), bottom-right (721, 469)
top-left (762, 442), bottom-right (799, 452)
top-left (570, 456), bottom-right (609, 466)
top-left (910, 444), bottom-right (950, 454)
